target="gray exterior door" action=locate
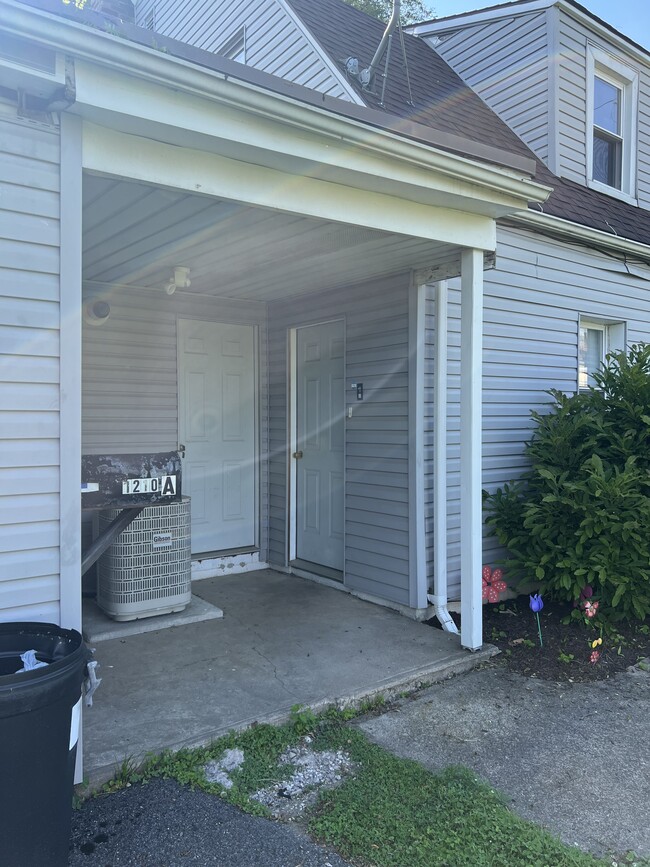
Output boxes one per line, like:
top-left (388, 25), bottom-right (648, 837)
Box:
top-left (295, 321), bottom-right (344, 571)
top-left (178, 319), bottom-right (256, 554)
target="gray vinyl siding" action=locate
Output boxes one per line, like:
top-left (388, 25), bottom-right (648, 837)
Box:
top-left (267, 274), bottom-right (412, 606)
top-left (0, 112), bottom-right (61, 623)
top-left (556, 12), bottom-right (588, 184)
top-left (134, 0), bottom-right (354, 101)
top-left (427, 225), bottom-right (650, 601)
top-left (81, 288), bottom-right (270, 560)
top-left (429, 11), bottom-right (550, 163)
top-left (557, 8), bottom-right (650, 208)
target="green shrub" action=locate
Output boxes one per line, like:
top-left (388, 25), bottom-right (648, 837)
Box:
top-left (485, 344), bottom-right (650, 623)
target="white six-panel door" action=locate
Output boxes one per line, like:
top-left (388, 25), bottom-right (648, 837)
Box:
top-left (295, 321), bottom-right (344, 571)
top-left (178, 319), bottom-right (256, 554)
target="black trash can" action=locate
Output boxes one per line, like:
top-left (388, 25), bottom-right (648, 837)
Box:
top-left (0, 622), bottom-right (90, 867)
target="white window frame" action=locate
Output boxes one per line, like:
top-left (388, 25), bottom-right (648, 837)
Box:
top-left (586, 45), bottom-right (638, 204)
top-left (578, 316), bottom-right (626, 391)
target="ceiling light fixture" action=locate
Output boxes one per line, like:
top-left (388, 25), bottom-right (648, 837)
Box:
top-left (165, 266), bottom-right (191, 295)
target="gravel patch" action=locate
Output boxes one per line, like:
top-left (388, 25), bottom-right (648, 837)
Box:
top-left (204, 748), bottom-right (245, 789)
top-left (251, 739), bottom-right (357, 820)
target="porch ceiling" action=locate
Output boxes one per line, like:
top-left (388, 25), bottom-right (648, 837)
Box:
top-left (82, 174), bottom-right (457, 301)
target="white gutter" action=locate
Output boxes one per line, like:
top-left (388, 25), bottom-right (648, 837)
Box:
top-left (0, 0), bottom-right (550, 208)
top-left (427, 278), bottom-right (458, 634)
top-left (513, 210), bottom-right (650, 264)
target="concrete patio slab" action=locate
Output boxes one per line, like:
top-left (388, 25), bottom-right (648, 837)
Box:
top-left (83, 569), bottom-right (495, 786)
top-left (82, 595), bottom-right (223, 643)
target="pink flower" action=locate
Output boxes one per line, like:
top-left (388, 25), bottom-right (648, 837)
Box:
top-left (584, 601), bottom-right (599, 619)
top-left (589, 650), bottom-right (601, 664)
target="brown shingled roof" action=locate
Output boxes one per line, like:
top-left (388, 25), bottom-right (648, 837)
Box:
top-left (286, 0), bottom-right (650, 248)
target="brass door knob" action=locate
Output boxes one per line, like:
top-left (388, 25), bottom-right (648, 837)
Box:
top-left (292, 451), bottom-right (303, 459)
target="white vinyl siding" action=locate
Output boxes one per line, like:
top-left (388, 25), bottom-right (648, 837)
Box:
top-left (268, 274), bottom-right (412, 607)
top-left (81, 288), bottom-right (269, 560)
top-left (427, 225), bottom-right (650, 601)
top-left (0, 112), bottom-right (61, 623)
top-left (134, 0), bottom-right (354, 100)
top-left (428, 11), bottom-right (550, 163)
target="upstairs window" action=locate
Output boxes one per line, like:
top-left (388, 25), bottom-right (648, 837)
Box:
top-left (593, 75), bottom-right (622, 188)
top-left (587, 47), bottom-right (638, 203)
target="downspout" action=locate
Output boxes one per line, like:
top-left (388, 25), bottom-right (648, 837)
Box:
top-left (358, 0), bottom-right (401, 89)
top-left (427, 280), bottom-right (459, 634)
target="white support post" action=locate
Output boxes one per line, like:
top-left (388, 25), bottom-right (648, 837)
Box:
top-left (433, 280), bottom-right (448, 600)
top-left (59, 112), bottom-right (83, 633)
top-left (460, 249), bottom-right (484, 650)
top-left (408, 278), bottom-right (428, 609)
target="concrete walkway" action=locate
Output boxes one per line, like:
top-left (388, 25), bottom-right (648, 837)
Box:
top-left (359, 662), bottom-right (650, 860)
top-left (83, 570), bottom-right (492, 785)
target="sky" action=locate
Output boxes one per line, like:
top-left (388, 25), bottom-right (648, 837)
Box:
top-left (431, 1), bottom-right (650, 52)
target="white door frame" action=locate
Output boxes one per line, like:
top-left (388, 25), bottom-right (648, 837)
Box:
top-left (176, 317), bottom-right (260, 555)
top-left (288, 318), bottom-right (345, 570)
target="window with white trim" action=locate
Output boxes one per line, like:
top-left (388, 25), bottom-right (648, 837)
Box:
top-left (586, 46), bottom-right (638, 202)
top-left (578, 317), bottom-right (626, 390)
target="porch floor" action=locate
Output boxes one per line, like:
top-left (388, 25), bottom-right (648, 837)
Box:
top-left (83, 569), bottom-right (495, 785)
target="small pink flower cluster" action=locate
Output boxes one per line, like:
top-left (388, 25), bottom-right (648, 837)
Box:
top-left (482, 566), bottom-right (507, 603)
top-left (577, 585), bottom-right (599, 618)
top-left (590, 637), bottom-right (602, 664)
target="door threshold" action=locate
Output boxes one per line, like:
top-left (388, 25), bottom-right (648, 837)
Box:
top-left (290, 559), bottom-right (343, 583)
top-left (191, 550), bottom-right (265, 581)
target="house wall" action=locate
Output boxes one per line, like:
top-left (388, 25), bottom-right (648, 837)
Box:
top-left (556, 8), bottom-right (650, 207)
top-left (0, 108), bottom-right (62, 623)
top-left (429, 224), bottom-right (650, 601)
top-left (133, 0), bottom-right (355, 101)
top-left (426, 10), bottom-right (551, 164)
top-left (268, 273), bottom-right (413, 606)
top-left (81, 287), bottom-right (270, 559)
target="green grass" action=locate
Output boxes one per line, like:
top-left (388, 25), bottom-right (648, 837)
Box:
top-left (308, 724), bottom-right (602, 867)
top-left (100, 705), bottom-right (609, 867)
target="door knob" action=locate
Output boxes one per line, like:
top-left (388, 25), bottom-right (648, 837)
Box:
top-left (292, 451), bottom-right (303, 459)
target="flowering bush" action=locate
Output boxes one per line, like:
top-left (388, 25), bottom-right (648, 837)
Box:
top-left (484, 345), bottom-right (650, 624)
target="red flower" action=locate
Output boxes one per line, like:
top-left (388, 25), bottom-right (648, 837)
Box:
top-left (482, 567), bottom-right (507, 604)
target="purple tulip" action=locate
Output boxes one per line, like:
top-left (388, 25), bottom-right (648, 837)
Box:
top-left (529, 594), bottom-right (544, 647)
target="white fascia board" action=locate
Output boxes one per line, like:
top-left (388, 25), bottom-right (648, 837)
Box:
top-left (276, 0), bottom-right (364, 105)
top-left (512, 209), bottom-right (650, 264)
top-left (408, 0), bottom-right (553, 37)
top-left (82, 122), bottom-right (498, 250)
top-left (1, 0), bottom-right (549, 214)
top-left (72, 58), bottom-right (550, 220)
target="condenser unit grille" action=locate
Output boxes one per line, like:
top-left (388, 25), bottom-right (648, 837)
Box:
top-left (97, 497), bottom-right (191, 621)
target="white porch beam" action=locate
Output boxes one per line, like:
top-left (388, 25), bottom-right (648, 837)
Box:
top-left (460, 249), bottom-right (484, 650)
top-left (82, 124), bottom-right (497, 251)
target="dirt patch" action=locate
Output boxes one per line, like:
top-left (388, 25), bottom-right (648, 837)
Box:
top-left (480, 597), bottom-right (650, 682)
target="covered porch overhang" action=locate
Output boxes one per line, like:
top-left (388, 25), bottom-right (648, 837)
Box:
top-left (3, 0), bottom-right (551, 647)
top-left (58, 8), bottom-right (550, 653)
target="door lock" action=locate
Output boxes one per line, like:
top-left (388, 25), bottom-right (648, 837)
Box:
top-left (178, 444), bottom-right (186, 458)
top-left (292, 451), bottom-right (303, 459)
